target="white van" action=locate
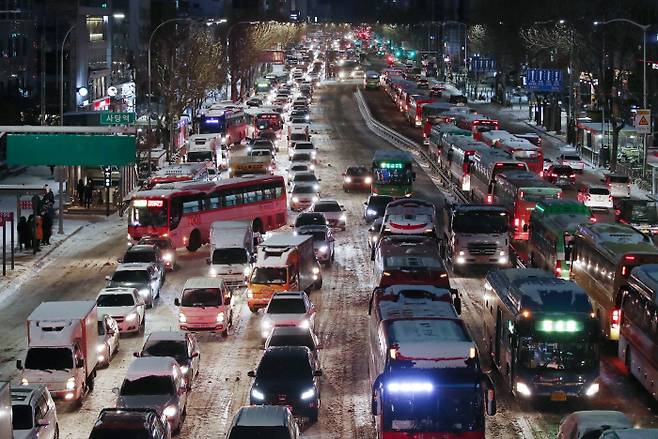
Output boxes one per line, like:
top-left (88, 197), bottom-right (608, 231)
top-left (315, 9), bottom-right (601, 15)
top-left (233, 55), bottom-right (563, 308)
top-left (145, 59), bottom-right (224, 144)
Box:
top-left (208, 221), bottom-right (256, 289)
top-left (175, 277), bottom-right (233, 336)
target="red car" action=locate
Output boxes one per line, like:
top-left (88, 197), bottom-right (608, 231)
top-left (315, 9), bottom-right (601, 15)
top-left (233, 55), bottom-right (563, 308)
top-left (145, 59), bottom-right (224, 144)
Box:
top-left (342, 166), bottom-right (372, 192)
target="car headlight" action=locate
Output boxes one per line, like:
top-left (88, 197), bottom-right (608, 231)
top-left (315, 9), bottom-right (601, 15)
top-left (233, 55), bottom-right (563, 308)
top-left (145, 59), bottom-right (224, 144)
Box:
top-left (66, 377), bottom-right (76, 390)
top-left (313, 184), bottom-right (320, 191)
top-left (209, 267), bottom-right (217, 276)
top-left (163, 253), bottom-right (173, 262)
top-left (309, 164), bottom-right (315, 170)
top-left (339, 214), bottom-right (346, 222)
top-left (163, 405), bottom-right (177, 418)
top-left (301, 388), bottom-right (315, 400)
top-left (125, 313), bottom-right (138, 322)
top-left (371, 235), bottom-right (378, 243)
top-left (319, 245), bottom-right (328, 253)
top-left (364, 176), bottom-right (373, 184)
top-left (312, 196), bottom-right (319, 203)
top-left (21, 378), bottom-right (28, 386)
top-left (247, 289), bottom-right (253, 299)
top-left (138, 288), bottom-right (149, 297)
top-left (299, 319), bottom-right (310, 329)
top-left (585, 382), bottom-right (599, 397)
top-left (178, 313), bottom-right (187, 323)
top-left (97, 344), bottom-right (106, 353)
top-left (292, 196), bottom-right (300, 203)
top-left (516, 381), bottom-right (532, 397)
top-left (179, 365), bottom-right (189, 375)
top-left (313, 266), bottom-right (320, 274)
top-left (344, 176), bottom-right (352, 183)
top-left (251, 388), bottom-right (265, 401)
top-left (367, 209), bottom-right (377, 216)
top-left (243, 266), bottom-right (251, 276)
top-left (261, 319), bottom-right (273, 329)
top-left (217, 312), bottom-right (225, 323)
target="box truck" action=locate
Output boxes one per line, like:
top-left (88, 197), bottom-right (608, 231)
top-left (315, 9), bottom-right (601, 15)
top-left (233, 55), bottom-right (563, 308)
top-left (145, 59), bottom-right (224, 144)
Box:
top-left (208, 220), bottom-right (257, 289)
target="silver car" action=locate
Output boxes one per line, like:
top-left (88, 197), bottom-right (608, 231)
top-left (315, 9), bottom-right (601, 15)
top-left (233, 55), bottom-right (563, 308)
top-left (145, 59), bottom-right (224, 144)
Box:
top-left (97, 314), bottom-right (120, 368)
top-left (115, 357), bottom-right (188, 434)
top-left (11, 385), bottom-right (59, 439)
top-left (297, 225), bottom-right (335, 265)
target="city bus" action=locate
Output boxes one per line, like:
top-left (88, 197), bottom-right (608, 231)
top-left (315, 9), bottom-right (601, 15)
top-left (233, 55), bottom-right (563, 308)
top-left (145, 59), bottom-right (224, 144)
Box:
top-left (365, 70), bottom-right (380, 89)
top-left (528, 200), bottom-right (595, 279)
top-left (371, 150), bottom-right (415, 197)
top-left (199, 107), bottom-right (248, 146)
top-left (128, 175), bottom-right (287, 251)
top-left (494, 137), bottom-right (543, 175)
top-left (483, 269), bottom-right (600, 401)
top-left (571, 222), bottom-right (658, 340)
top-left (455, 113), bottom-right (499, 141)
top-left (427, 123), bottom-right (471, 160)
top-left (421, 104), bottom-right (470, 144)
top-left (618, 264), bottom-right (658, 401)
top-left (368, 293), bottom-right (495, 438)
top-left (406, 94), bottom-right (434, 127)
top-left (253, 111), bottom-right (284, 139)
top-left (439, 136), bottom-right (490, 192)
top-left (470, 150), bottom-right (528, 204)
top-left (143, 162), bottom-right (209, 190)
top-left (493, 171), bottom-right (562, 241)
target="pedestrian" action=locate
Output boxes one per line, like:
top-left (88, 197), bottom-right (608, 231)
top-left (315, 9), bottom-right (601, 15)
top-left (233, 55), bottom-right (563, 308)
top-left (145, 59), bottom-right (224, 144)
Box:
top-left (17, 216), bottom-right (28, 251)
top-left (26, 215), bottom-right (34, 250)
top-left (43, 186), bottom-right (54, 206)
top-left (48, 165), bottom-right (55, 175)
top-left (30, 193), bottom-right (41, 215)
top-left (42, 207), bottom-right (53, 245)
top-left (76, 179), bottom-right (85, 205)
top-left (84, 181), bottom-right (93, 208)
top-left (33, 215), bottom-right (43, 254)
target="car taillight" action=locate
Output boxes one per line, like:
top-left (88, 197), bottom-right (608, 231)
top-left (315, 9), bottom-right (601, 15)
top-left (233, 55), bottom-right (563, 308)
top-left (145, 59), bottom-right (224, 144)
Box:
top-left (611, 308), bottom-right (621, 327)
top-left (486, 194), bottom-right (493, 204)
top-left (555, 262), bottom-right (562, 276)
top-left (551, 173), bottom-right (558, 177)
top-left (609, 195), bottom-right (613, 202)
top-left (590, 216), bottom-right (597, 223)
top-left (540, 171), bottom-right (544, 177)
top-left (570, 174), bottom-right (576, 178)
top-left (514, 218), bottom-right (520, 227)
top-left (621, 265), bottom-right (629, 276)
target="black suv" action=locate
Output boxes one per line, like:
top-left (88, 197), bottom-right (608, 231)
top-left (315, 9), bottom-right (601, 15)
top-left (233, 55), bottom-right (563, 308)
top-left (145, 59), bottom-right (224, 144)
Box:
top-left (121, 245), bottom-right (166, 281)
top-left (88, 408), bottom-right (170, 439)
top-left (247, 346), bottom-right (322, 422)
top-left (293, 212), bottom-right (327, 229)
top-left (137, 236), bottom-right (176, 270)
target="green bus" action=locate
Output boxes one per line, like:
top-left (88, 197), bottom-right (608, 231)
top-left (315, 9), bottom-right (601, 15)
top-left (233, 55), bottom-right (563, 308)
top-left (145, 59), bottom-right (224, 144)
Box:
top-left (371, 150), bottom-right (415, 197)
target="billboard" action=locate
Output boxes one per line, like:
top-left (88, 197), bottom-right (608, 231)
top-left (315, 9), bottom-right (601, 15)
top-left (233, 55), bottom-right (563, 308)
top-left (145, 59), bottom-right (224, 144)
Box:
top-left (524, 68), bottom-right (564, 93)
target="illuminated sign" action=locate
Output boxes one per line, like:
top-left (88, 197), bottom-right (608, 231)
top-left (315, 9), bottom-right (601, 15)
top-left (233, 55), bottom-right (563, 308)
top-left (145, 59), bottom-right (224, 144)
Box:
top-left (204, 118), bottom-right (220, 124)
top-left (536, 319), bottom-right (582, 333)
top-left (147, 200), bottom-right (164, 207)
top-left (378, 162), bottom-right (405, 169)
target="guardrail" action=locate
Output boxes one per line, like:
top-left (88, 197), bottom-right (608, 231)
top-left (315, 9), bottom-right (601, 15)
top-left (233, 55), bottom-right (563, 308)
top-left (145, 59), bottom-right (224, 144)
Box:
top-left (354, 88), bottom-right (468, 203)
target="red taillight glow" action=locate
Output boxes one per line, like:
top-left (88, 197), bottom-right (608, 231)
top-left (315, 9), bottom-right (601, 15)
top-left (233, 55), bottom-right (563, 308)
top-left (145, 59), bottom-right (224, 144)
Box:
top-left (612, 309), bottom-right (621, 326)
top-left (624, 255), bottom-right (636, 261)
top-left (590, 216), bottom-right (597, 223)
top-left (514, 218), bottom-right (520, 227)
top-left (486, 195), bottom-right (493, 204)
top-left (555, 263), bottom-right (562, 276)
top-left (621, 265), bottom-right (629, 276)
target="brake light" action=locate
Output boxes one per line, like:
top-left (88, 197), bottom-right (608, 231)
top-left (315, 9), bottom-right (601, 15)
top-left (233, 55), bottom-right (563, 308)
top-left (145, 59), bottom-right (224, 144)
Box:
top-left (486, 194), bottom-right (493, 204)
top-left (621, 265), bottom-right (629, 276)
top-left (540, 171), bottom-right (544, 177)
top-left (514, 218), bottom-right (520, 227)
top-left (590, 216), bottom-right (597, 223)
top-left (611, 309), bottom-right (621, 327)
top-left (517, 163), bottom-right (525, 167)
top-left (557, 192), bottom-right (562, 199)
top-left (555, 262), bottom-right (562, 276)
top-left (570, 174), bottom-right (576, 178)
top-left (624, 255), bottom-right (636, 261)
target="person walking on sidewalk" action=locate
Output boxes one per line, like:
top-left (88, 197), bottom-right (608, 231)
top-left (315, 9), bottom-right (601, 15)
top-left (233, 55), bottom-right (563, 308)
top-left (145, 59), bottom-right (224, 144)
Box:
top-left (17, 216), bottom-right (28, 251)
top-left (84, 181), bottom-right (93, 208)
top-left (27, 215), bottom-right (34, 250)
top-left (41, 205), bottom-right (53, 245)
top-left (76, 179), bottom-right (85, 205)
top-left (32, 215), bottom-right (43, 254)
top-left (43, 185), bottom-right (55, 206)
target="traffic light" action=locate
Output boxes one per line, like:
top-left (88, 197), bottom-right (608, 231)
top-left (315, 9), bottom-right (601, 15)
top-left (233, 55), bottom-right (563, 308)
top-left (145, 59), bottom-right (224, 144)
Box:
top-left (395, 50), bottom-right (402, 58)
top-left (104, 167), bottom-right (111, 188)
top-left (408, 50), bottom-right (416, 59)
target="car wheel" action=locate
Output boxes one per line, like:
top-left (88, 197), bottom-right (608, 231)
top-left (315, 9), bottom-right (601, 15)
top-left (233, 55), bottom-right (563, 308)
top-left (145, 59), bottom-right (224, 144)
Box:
top-left (314, 277), bottom-right (323, 290)
top-left (221, 326), bottom-right (229, 337)
top-left (186, 230), bottom-right (201, 252)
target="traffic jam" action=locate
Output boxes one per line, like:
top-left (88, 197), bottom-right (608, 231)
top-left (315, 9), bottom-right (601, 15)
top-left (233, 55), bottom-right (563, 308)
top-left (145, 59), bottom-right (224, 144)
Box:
top-left (4, 30), bottom-right (658, 439)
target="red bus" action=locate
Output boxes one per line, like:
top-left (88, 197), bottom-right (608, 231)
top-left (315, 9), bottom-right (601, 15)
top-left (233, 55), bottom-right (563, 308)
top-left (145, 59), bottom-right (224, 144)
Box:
top-left (367, 290), bottom-right (495, 439)
top-left (493, 136), bottom-right (543, 175)
top-left (406, 94), bottom-right (434, 127)
top-left (455, 114), bottom-right (499, 141)
top-left (128, 176), bottom-right (287, 251)
top-left (493, 171), bottom-right (561, 240)
top-left (143, 162), bottom-right (209, 190)
top-left (373, 235), bottom-right (450, 289)
top-left (199, 107), bottom-right (248, 146)
top-left (420, 104), bottom-right (470, 142)
top-left (439, 136), bottom-right (490, 192)
top-left (253, 111), bottom-right (284, 139)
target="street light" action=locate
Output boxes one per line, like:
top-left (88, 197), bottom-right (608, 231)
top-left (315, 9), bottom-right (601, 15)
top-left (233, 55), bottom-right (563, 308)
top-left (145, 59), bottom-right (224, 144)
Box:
top-left (59, 24), bottom-right (75, 126)
top-left (594, 18), bottom-right (651, 172)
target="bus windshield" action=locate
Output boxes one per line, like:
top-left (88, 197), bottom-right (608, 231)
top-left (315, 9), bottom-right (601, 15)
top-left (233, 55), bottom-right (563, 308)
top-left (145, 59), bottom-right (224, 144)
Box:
top-left (453, 211), bottom-right (507, 234)
top-left (518, 338), bottom-right (598, 372)
top-left (131, 201), bottom-right (168, 227)
top-left (383, 386), bottom-right (483, 433)
top-left (374, 166), bottom-right (412, 186)
top-left (200, 116), bottom-right (226, 134)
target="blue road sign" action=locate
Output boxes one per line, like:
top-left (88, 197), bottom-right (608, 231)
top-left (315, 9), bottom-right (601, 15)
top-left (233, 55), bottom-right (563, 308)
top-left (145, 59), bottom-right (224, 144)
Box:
top-left (524, 68), bottom-right (564, 92)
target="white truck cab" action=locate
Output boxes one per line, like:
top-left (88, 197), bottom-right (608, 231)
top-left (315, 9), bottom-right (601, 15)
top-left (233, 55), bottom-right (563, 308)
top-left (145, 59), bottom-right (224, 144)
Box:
top-left (207, 221), bottom-right (257, 289)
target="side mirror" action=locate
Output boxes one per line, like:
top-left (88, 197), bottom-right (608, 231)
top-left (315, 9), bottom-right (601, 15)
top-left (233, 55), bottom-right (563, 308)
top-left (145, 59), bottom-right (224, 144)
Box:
top-left (363, 201), bottom-right (367, 206)
top-left (313, 369), bottom-right (323, 377)
top-left (112, 387), bottom-right (119, 395)
top-left (191, 352), bottom-right (200, 358)
top-left (318, 178), bottom-right (322, 181)
top-left (37, 419), bottom-right (50, 427)
top-left (206, 258), bottom-right (211, 265)
top-left (76, 358), bottom-right (84, 368)
top-left (105, 275), bottom-right (111, 281)
top-left (16, 359), bottom-right (22, 370)
top-left (174, 298), bottom-right (180, 306)
top-left (451, 289), bottom-right (462, 316)
top-left (133, 352), bottom-right (140, 358)
top-left (247, 370), bottom-right (256, 378)
top-left (117, 258), bottom-right (123, 263)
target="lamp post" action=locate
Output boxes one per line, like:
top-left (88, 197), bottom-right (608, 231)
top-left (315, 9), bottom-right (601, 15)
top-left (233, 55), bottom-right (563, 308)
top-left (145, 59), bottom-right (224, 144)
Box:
top-left (594, 19), bottom-right (651, 173)
top-left (59, 24), bottom-right (75, 126)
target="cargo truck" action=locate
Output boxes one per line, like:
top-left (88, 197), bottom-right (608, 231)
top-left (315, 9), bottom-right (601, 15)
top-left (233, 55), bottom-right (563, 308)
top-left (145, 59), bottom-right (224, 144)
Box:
top-left (247, 233), bottom-right (321, 312)
top-left (17, 301), bottom-right (98, 405)
top-left (208, 220), bottom-right (257, 289)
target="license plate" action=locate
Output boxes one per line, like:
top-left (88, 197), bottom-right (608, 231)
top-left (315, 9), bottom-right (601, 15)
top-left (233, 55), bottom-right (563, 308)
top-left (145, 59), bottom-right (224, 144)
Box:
top-left (550, 391), bottom-right (567, 402)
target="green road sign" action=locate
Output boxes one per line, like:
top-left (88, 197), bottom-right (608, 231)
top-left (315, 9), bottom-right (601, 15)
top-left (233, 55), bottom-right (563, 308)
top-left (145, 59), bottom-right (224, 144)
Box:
top-left (100, 112), bottom-right (136, 125)
top-left (7, 134), bottom-right (136, 166)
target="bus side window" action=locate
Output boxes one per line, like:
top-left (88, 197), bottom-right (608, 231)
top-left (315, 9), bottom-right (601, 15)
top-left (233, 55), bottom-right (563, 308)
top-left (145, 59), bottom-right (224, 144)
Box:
top-left (170, 201), bottom-right (182, 229)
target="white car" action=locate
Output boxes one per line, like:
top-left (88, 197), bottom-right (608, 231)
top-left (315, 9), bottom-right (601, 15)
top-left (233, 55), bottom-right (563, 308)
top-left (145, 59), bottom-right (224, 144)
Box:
top-left (260, 291), bottom-right (316, 338)
top-left (290, 152), bottom-right (315, 171)
top-left (604, 174), bottom-right (631, 198)
top-left (557, 410), bottom-right (632, 439)
top-left (97, 314), bottom-right (120, 367)
top-left (309, 199), bottom-right (347, 230)
top-left (289, 183), bottom-right (319, 211)
top-left (289, 141), bottom-right (317, 162)
top-left (559, 152), bottom-right (585, 172)
top-left (288, 163), bottom-right (312, 181)
top-left (96, 287), bottom-right (146, 334)
top-left (577, 185), bottom-right (613, 209)
top-left (11, 385), bottom-right (59, 439)
top-left (289, 172), bottom-right (321, 192)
